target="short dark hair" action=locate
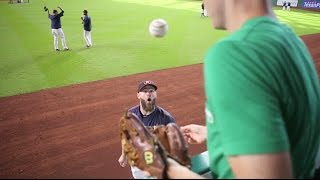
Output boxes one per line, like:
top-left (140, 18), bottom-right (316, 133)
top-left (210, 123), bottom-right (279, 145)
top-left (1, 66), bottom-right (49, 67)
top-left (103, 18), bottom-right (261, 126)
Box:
top-left (83, 10), bottom-right (88, 14)
top-left (53, 9), bottom-right (58, 13)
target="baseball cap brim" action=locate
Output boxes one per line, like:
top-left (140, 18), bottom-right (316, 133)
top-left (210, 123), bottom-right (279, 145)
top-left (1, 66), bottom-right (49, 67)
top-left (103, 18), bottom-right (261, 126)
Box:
top-left (138, 81), bottom-right (158, 92)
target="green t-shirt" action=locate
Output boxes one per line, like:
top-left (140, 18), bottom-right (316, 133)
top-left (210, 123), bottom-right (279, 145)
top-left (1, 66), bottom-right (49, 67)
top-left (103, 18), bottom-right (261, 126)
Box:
top-left (204, 16), bottom-right (320, 179)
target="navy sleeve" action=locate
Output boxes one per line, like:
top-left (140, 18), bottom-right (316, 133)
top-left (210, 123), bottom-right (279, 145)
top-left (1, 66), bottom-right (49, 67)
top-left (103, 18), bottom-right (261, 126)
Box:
top-left (128, 105), bottom-right (140, 117)
top-left (58, 11), bottom-right (64, 17)
top-left (162, 109), bottom-right (176, 124)
top-left (167, 116), bottom-right (176, 124)
top-left (156, 106), bottom-right (176, 125)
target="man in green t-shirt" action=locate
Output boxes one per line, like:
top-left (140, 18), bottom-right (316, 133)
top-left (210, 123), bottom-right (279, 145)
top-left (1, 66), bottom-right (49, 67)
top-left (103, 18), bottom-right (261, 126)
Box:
top-left (164, 0), bottom-right (320, 179)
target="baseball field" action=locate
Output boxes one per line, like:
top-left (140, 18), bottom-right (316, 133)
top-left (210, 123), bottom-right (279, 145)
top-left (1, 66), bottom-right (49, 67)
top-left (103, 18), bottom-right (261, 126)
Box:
top-left (0, 0), bottom-right (319, 178)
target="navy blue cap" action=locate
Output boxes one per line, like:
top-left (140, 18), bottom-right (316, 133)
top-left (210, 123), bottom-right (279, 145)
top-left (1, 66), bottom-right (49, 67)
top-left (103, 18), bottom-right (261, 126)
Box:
top-left (138, 80), bottom-right (157, 92)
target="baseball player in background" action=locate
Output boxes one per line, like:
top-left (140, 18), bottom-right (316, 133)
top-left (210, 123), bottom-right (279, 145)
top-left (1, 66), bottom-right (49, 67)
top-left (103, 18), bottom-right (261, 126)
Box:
top-left (81, 10), bottom-right (92, 48)
top-left (201, 3), bottom-right (205, 17)
top-left (201, 3), bottom-right (208, 17)
top-left (282, 1), bottom-right (287, 10)
top-left (47, 6), bottom-right (69, 51)
top-left (287, 2), bottom-right (291, 11)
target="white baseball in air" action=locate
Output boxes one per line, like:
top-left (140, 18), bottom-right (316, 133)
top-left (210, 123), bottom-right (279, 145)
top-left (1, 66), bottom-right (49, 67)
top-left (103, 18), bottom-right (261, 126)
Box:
top-left (149, 19), bottom-right (168, 38)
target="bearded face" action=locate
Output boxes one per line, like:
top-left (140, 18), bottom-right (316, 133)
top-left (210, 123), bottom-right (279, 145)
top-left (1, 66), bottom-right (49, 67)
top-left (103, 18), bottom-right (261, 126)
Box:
top-left (137, 86), bottom-right (157, 113)
top-left (140, 98), bottom-right (156, 112)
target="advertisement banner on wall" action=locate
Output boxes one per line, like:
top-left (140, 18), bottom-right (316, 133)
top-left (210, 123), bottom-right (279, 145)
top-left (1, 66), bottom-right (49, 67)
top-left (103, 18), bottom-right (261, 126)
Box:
top-left (277, 0), bottom-right (299, 7)
top-left (303, 0), bottom-right (320, 8)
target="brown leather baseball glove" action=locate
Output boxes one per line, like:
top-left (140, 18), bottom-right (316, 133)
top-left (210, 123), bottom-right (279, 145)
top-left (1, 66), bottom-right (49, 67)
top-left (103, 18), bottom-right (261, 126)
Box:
top-left (119, 110), bottom-right (191, 179)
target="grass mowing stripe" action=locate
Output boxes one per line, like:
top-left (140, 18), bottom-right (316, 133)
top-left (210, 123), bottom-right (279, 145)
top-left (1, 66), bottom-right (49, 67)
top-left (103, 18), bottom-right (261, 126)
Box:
top-left (0, 1), bottom-right (319, 98)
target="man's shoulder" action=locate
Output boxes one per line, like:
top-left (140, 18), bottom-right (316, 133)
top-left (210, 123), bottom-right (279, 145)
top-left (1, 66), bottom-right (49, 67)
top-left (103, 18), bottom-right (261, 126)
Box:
top-left (205, 36), bottom-right (264, 69)
top-left (206, 39), bottom-right (239, 58)
top-left (156, 106), bottom-right (173, 117)
top-left (216, 17), bottom-right (286, 48)
top-left (128, 105), bottom-right (139, 113)
top-left (58, 11), bottom-right (64, 16)
top-left (155, 106), bottom-right (176, 123)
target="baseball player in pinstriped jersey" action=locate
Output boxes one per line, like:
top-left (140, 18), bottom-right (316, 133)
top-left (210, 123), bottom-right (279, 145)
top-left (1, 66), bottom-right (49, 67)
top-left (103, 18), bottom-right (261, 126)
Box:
top-left (47, 6), bottom-right (69, 51)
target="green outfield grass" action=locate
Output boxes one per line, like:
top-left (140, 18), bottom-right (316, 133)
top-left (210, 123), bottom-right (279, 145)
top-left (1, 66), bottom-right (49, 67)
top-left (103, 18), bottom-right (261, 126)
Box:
top-left (0, 0), bottom-right (319, 98)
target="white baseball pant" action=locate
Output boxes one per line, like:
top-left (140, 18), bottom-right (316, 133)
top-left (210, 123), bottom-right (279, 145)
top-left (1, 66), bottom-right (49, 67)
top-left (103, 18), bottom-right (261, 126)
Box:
top-left (51, 28), bottom-right (68, 50)
top-left (84, 30), bottom-right (92, 47)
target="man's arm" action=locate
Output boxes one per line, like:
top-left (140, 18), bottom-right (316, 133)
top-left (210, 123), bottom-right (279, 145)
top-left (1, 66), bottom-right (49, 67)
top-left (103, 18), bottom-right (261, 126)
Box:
top-left (167, 158), bottom-right (204, 179)
top-left (118, 138), bottom-right (128, 167)
top-left (228, 152), bottom-right (293, 179)
top-left (57, 6), bottom-right (64, 16)
top-left (82, 16), bottom-right (87, 25)
top-left (57, 6), bottom-right (64, 12)
top-left (121, 138), bottom-right (126, 154)
top-left (81, 16), bottom-right (84, 24)
top-left (47, 8), bottom-right (50, 18)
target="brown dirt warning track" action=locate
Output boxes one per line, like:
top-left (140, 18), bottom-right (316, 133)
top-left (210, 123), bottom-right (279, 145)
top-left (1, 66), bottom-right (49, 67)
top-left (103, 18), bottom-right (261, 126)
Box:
top-left (0, 34), bottom-right (319, 179)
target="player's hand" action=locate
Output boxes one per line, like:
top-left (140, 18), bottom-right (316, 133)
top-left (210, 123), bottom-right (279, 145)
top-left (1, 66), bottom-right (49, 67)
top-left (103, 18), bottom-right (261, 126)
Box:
top-left (180, 124), bottom-right (207, 144)
top-left (81, 17), bottom-right (83, 20)
top-left (118, 153), bottom-right (128, 167)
